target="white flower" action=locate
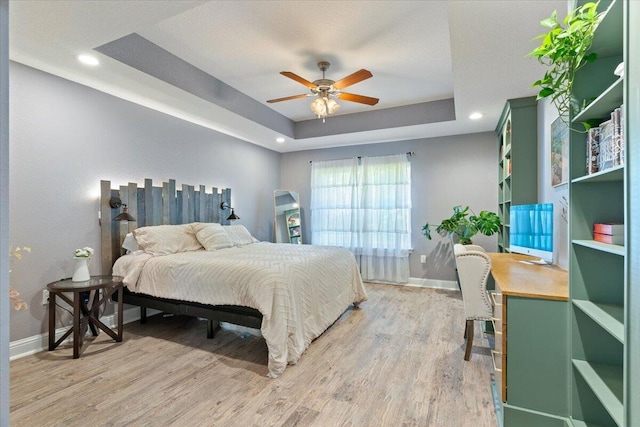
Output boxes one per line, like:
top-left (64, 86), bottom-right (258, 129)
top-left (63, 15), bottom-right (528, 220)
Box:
top-left (74, 247), bottom-right (94, 258)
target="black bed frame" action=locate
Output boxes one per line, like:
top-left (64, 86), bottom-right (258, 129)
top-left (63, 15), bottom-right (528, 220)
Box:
top-left (112, 288), bottom-right (263, 338)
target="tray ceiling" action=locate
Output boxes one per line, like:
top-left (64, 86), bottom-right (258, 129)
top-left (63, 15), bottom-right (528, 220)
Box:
top-left (9, 1), bottom-right (566, 152)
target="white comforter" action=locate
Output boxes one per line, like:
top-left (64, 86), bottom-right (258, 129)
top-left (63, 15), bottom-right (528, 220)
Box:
top-left (113, 242), bottom-right (367, 378)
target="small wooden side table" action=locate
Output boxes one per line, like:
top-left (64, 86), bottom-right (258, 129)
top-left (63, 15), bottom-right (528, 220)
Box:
top-left (47, 275), bottom-right (124, 358)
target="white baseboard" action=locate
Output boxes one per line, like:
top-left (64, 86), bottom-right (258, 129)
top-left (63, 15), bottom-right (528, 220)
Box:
top-left (365, 278), bottom-right (458, 290)
top-left (406, 277), bottom-right (459, 291)
top-left (10, 280), bottom-right (456, 360)
top-left (9, 306), bottom-right (159, 361)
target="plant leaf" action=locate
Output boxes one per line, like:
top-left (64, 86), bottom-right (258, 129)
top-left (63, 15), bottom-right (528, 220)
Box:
top-left (538, 87), bottom-right (555, 98)
top-left (584, 52), bottom-right (598, 63)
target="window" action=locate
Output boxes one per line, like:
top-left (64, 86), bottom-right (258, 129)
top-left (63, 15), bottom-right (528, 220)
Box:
top-left (310, 153), bottom-right (412, 283)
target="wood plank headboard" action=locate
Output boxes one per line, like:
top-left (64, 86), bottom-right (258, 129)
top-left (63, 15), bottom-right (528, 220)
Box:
top-left (100, 179), bottom-right (232, 274)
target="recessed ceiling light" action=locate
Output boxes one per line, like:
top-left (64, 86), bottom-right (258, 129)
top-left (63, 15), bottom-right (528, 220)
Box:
top-left (78, 55), bottom-right (99, 66)
top-left (276, 137), bottom-right (285, 143)
top-left (469, 112), bottom-right (483, 120)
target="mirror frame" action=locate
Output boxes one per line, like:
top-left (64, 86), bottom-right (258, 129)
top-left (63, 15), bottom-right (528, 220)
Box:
top-left (274, 189), bottom-right (301, 244)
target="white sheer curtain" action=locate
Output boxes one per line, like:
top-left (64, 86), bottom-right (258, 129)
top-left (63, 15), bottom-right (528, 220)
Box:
top-left (358, 154), bottom-right (411, 283)
top-left (310, 157), bottom-right (360, 249)
top-left (310, 153), bottom-right (412, 284)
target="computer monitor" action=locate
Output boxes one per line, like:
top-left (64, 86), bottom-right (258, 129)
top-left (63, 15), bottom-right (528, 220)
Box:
top-left (509, 203), bottom-right (554, 264)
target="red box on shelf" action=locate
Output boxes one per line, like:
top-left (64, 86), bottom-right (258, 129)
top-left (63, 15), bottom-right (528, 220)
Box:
top-left (593, 232), bottom-right (624, 245)
top-left (593, 223), bottom-right (624, 235)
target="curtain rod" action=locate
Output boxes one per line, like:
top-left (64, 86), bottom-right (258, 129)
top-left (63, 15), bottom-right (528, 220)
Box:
top-left (309, 152), bottom-right (414, 163)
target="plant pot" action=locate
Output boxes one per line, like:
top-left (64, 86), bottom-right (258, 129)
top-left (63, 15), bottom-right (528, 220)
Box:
top-left (72, 257), bottom-right (90, 282)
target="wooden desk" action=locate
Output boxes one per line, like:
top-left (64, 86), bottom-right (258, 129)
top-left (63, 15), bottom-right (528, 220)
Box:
top-left (487, 253), bottom-right (569, 427)
top-left (489, 252), bottom-right (568, 301)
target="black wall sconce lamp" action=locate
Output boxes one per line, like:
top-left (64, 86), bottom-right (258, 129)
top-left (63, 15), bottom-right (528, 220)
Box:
top-left (110, 197), bottom-right (137, 222)
top-left (220, 201), bottom-right (240, 221)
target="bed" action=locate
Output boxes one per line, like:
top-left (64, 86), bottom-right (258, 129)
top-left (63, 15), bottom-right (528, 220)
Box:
top-left (100, 179), bottom-right (367, 378)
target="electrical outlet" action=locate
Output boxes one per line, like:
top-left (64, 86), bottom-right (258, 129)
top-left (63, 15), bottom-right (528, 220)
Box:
top-left (42, 289), bottom-right (50, 306)
top-left (420, 255), bottom-right (427, 264)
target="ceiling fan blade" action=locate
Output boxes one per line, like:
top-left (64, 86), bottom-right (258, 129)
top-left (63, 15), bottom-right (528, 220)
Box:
top-left (266, 94), bottom-right (309, 103)
top-left (337, 92), bottom-right (379, 106)
top-left (332, 69), bottom-right (373, 90)
top-left (280, 72), bottom-right (317, 89)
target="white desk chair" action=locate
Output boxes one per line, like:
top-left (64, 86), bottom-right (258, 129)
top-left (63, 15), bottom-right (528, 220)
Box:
top-left (453, 243), bottom-right (493, 360)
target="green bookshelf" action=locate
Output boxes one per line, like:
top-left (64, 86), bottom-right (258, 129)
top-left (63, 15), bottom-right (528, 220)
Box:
top-left (568, 1), bottom-right (637, 426)
top-left (495, 97), bottom-right (538, 253)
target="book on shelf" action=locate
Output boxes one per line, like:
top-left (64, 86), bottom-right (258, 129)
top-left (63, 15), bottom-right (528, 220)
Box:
top-left (618, 105), bottom-right (625, 166)
top-left (587, 127), bottom-right (601, 174)
top-left (593, 232), bottom-right (624, 245)
top-left (586, 105), bottom-right (626, 175)
top-left (599, 119), bottom-right (615, 171)
top-left (612, 107), bottom-right (624, 167)
top-left (593, 222), bottom-right (624, 235)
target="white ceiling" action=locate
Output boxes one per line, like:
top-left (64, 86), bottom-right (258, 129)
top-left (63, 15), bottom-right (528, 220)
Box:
top-left (9, 0), bottom-right (566, 153)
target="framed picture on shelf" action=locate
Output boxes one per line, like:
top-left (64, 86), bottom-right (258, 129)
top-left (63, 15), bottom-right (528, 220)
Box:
top-left (551, 116), bottom-right (569, 186)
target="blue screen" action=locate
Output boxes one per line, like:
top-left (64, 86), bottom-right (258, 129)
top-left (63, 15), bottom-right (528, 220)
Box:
top-left (510, 203), bottom-right (553, 252)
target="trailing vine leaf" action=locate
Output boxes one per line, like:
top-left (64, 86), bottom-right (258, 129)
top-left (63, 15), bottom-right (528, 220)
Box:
top-left (529, 2), bottom-right (604, 128)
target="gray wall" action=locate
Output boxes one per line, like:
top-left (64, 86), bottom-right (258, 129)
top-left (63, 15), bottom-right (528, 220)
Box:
top-left (8, 62), bottom-right (280, 341)
top-left (538, 98), bottom-right (569, 268)
top-left (281, 132), bottom-right (498, 281)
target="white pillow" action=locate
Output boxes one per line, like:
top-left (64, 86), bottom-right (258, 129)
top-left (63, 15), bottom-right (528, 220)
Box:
top-left (133, 224), bottom-right (202, 255)
top-left (192, 223), bottom-right (233, 251)
top-left (122, 232), bottom-right (140, 253)
top-left (223, 225), bottom-right (259, 246)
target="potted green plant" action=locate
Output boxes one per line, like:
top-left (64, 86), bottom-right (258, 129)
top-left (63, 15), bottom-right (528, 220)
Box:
top-left (422, 205), bottom-right (501, 245)
top-left (529, 1), bottom-right (603, 126)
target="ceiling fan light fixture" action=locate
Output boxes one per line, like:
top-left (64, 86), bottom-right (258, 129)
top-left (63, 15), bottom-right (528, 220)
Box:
top-left (310, 97), bottom-right (340, 122)
top-left (268, 61), bottom-right (376, 121)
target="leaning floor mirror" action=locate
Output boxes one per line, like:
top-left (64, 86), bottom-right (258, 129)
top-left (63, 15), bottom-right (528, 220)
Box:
top-left (274, 190), bottom-right (302, 244)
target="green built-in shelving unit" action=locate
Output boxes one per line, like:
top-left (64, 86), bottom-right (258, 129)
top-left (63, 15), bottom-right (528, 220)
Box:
top-left (568, 0), bottom-right (637, 425)
top-left (496, 97), bottom-right (538, 253)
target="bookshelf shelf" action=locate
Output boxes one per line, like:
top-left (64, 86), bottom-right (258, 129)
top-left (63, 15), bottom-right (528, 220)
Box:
top-left (570, 420), bottom-right (606, 427)
top-left (572, 360), bottom-right (623, 427)
top-left (573, 299), bottom-right (624, 343)
top-left (574, 78), bottom-right (623, 123)
top-left (572, 165), bottom-right (624, 183)
top-left (588, 0), bottom-right (623, 58)
top-left (572, 239), bottom-right (625, 256)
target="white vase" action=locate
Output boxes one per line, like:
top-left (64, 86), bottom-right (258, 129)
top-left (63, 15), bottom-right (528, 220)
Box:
top-left (72, 257), bottom-right (90, 282)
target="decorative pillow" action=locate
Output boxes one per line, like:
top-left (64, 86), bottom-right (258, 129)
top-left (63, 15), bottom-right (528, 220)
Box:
top-left (223, 224), bottom-right (259, 246)
top-left (133, 224), bottom-right (202, 255)
top-left (192, 223), bottom-right (233, 251)
top-left (122, 232), bottom-right (140, 253)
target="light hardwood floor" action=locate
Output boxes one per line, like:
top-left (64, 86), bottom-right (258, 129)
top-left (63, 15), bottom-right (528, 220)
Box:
top-left (10, 283), bottom-right (497, 426)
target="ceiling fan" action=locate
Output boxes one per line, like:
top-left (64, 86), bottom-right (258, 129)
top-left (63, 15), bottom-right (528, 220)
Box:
top-left (267, 61), bottom-right (379, 122)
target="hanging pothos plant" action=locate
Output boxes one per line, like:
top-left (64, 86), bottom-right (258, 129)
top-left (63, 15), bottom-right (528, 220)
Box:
top-left (529, 1), bottom-right (604, 128)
